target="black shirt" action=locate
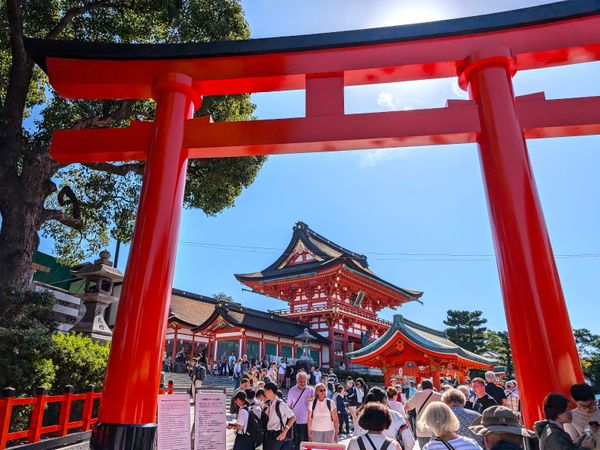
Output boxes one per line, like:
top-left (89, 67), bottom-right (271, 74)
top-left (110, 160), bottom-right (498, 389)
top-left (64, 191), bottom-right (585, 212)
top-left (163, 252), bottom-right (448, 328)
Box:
top-left (485, 383), bottom-right (507, 406)
top-left (473, 394), bottom-right (497, 413)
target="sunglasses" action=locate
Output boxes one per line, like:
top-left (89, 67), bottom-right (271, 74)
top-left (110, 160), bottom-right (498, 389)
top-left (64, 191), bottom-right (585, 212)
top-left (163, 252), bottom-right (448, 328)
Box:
top-left (317, 389), bottom-right (326, 392)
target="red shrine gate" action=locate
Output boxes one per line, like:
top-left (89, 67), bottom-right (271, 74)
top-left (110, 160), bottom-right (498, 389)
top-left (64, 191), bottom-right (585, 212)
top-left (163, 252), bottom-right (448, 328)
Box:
top-left (25, 1), bottom-right (600, 447)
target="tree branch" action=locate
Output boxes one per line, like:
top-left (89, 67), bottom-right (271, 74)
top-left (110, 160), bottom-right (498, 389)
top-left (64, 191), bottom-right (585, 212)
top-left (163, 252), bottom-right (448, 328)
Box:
top-left (46, 1), bottom-right (124, 39)
top-left (57, 186), bottom-right (81, 220)
top-left (82, 162), bottom-right (144, 176)
top-left (42, 209), bottom-right (84, 230)
top-left (72, 100), bottom-right (135, 129)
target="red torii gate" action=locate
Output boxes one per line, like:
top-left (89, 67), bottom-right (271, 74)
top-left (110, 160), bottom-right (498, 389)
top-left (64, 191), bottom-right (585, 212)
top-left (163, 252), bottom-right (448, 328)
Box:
top-left (25, 1), bottom-right (600, 447)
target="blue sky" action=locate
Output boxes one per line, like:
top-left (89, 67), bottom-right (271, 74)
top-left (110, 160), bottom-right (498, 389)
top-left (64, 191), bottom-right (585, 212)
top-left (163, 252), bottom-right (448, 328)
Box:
top-left (38, 0), bottom-right (600, 334)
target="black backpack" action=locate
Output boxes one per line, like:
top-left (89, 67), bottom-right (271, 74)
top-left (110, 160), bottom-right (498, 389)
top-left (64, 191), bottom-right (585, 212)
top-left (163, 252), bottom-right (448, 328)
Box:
top-left (243, 406), bottom-right (265, 447)
top-left (310, 398), bottom-right (333, 419)
top-left (357, 435), bottom-right (393, 450)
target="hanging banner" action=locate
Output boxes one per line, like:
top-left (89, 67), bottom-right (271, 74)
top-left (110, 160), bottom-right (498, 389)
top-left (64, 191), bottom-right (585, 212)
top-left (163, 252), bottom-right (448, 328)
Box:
top-left (194, 392), bottom-right (226, 450)
top-left (157, 394), bottom-right (191, 450)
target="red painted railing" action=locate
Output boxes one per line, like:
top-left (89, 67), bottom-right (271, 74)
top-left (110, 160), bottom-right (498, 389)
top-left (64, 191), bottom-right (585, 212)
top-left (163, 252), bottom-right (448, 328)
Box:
top-left (270, 303), bottom-right (393, 326)
top-left (0, 381), bottom-right (174, 450)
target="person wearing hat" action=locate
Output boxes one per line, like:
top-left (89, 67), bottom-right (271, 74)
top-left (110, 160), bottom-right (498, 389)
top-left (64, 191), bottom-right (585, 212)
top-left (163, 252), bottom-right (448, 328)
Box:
top-left (469, 405), bottom-right (536, 450)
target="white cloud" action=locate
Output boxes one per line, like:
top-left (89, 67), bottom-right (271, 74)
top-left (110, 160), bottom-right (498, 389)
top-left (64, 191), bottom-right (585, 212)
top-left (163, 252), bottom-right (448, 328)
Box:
top-left (358, 148), bottom-right (415, 168)
top-left (377, 91), bottom-right (396, 109)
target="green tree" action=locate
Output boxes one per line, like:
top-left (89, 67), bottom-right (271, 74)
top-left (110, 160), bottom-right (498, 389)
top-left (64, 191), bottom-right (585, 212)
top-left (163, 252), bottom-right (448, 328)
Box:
top-left (444, 309), bottom-right (488, 353)
top-left (485, 330), bottom-right (514, 378)
top-left (1, 0), bottom-right (265, 289)
top-left (0, 287), bottom-right (57, 393)
top-left (573, 328), bottom-right (600, 385)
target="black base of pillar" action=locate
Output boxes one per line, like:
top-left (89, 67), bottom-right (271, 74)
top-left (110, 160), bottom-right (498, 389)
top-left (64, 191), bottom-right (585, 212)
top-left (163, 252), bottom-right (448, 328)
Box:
top-left (90, 423), bottom-right (156, 450)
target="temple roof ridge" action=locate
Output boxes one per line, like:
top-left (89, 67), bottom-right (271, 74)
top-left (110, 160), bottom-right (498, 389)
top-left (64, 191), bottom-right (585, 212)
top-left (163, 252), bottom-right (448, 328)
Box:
top-left (294, 221), bottom-right (368, 264)
top-left (234, 222), bottom-right (424, 306)
top-left (347, 313), bottom-right (497, 367)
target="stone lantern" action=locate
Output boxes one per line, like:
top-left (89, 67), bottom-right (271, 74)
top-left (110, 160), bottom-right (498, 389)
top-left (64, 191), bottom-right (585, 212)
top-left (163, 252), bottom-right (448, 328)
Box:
top-left (71, 250), bottom-right (123, 342)
top-left (295, 327), bottom-right (316, 373)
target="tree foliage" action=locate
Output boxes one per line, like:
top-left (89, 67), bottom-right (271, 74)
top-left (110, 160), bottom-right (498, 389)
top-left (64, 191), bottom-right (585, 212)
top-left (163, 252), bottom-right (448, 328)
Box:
top-left (49, 332), bottom-right (110, 392)
top-left (573, 328), bottom-right (600, 385)
top-left (484, 330), bottom-right (514, 378)
top-left (0, 286), bottom-right (110, 394)
top-left (1, 0), bottom-right (266, 288)
top-left (444, 309), bottom-right (488, 353)
top-left (0, 287), bottom-right (57, 393)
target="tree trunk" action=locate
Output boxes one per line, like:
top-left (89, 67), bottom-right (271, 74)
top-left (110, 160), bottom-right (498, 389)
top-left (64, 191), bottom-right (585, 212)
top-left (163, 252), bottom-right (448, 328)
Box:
top-left (0, 196), bottom-right (41, 290)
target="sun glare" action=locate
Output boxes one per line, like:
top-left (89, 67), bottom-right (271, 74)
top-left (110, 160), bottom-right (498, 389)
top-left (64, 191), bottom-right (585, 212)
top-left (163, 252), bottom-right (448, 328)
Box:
top-left (373, 5), bottom-right (448, 27)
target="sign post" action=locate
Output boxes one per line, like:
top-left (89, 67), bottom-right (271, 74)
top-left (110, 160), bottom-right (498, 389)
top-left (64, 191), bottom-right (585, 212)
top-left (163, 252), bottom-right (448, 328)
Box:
top-left (194, 392), bottom-right (226, 450)
top-left (157, 394), bottom-right (191, 450)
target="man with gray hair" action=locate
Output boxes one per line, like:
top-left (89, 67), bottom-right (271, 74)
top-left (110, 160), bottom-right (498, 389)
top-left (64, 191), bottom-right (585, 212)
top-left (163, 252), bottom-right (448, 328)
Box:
top-left (287, 371), bottom-right (315, 450)
top-left (485, 371), bottom-right (508, 407)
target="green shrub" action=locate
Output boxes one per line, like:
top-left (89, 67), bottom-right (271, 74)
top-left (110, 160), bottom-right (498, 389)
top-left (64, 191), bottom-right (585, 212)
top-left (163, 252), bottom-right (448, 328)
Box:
top-left (50, 332), bottom-right (110, 393)
top-left (0, 287), bottom-right (57, 394)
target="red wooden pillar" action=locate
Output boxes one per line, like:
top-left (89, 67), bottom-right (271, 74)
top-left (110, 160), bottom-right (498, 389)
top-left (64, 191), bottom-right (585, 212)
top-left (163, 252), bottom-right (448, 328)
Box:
top-left (241, 330), bottom-right (247, 358)
top-left (431, 367), bottom-right (441, 391)
top-left (171, 326), bottom-right (179, 364)
top-left (90, 73), bottom-right (199, 448)
top-left (342, 320), bottom-right (349, 368)
top-left (383, 366), bottom-right (394, 387)
top-left (327, 318), bottom-right (336, 368)
top-left (459, 48), bottom-right (584, 427)
top-left (190, 333), bottom-right (195, 360)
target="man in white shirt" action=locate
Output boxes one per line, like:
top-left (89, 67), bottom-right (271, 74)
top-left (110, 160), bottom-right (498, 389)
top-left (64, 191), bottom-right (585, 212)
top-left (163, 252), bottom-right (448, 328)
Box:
top-left (406, 379), bottom-right (442, 448)
top-left (264, 382), bottom-right (296, 450)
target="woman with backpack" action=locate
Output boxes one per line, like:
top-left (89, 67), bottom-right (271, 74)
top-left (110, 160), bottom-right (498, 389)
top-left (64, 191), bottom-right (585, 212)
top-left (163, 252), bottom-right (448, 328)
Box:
top-left (347, 403), bottom-right (401, 450)
top-left (307, 383), bottom-right (339, 443)
top-left (227, 391), bottom-right (258, 450)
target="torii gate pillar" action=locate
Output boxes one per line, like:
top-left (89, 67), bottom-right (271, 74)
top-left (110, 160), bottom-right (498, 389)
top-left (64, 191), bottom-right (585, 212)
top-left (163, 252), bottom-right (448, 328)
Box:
top-left (90, 73), bottom-right (198, 448)
top-left (459, 48), bottom-right (584, 426)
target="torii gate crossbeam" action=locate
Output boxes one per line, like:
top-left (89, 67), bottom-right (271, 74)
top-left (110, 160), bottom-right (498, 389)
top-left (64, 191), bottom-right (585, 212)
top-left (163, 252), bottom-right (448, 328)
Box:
top-left (25, 1), bottom-right (600, 448)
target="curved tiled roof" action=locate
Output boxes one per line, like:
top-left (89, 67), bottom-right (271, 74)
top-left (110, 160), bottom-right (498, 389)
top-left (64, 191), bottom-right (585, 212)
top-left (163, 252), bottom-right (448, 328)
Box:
top-left (192, 303), bottom-right (328, 344)
top-left (169, 289), bottom-right (327, 343)
top-left (347, 314), bottom-right (496, 368)
top-left (235, 222), bottom-right (423, 301)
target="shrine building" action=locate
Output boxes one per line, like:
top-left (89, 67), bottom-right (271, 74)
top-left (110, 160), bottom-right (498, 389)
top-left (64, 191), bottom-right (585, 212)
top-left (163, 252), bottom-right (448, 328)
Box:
top-left (164, 221), bottom-right (494, 376)
top-left (346, 314), bottom-right (495, 388)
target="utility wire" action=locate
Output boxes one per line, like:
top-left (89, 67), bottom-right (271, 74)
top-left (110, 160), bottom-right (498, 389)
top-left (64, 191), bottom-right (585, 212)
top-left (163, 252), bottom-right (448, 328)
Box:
top-left (179, 240), bottom-right (600, 261)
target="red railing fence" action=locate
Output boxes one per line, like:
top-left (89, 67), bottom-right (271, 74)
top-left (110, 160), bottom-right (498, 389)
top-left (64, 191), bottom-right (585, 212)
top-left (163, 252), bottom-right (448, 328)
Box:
top-left (0, 381), bottom-right (174, 449)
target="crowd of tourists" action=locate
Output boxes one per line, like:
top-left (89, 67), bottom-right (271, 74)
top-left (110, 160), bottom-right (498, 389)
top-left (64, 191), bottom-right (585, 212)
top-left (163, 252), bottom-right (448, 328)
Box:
top-left (224, 365), bottom-right (600, 450)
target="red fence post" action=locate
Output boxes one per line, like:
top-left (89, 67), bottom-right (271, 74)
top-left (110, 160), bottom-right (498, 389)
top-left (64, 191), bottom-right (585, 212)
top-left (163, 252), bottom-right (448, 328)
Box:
top-left (58, 385), bottom-right (74, 437)
top-left (168, 381), bottom-right (174, 395)
top-left (0, 388), bottom-right (16, 450)
top-left (28, 386), bottom-right (47, 443)
top-left (82, 385), bottom-right (95, 432)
